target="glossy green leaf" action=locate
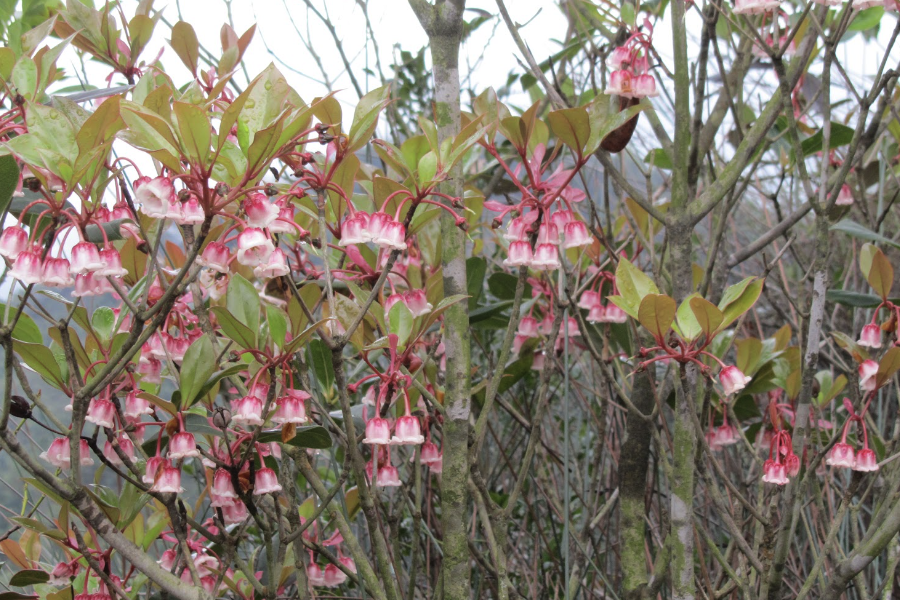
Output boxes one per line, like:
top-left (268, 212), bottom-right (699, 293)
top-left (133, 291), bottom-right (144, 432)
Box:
top-left (0, 155), bottom-right (19, 216)
top-left (831, 219), bottom-right (900, 249)
top-left (91, 306), bottom-right (116, 342)
top-left (169, 21), bottom-right (199, 74)
top-left (389, 301), bottom-right (414, 348)
top-left (718, 277), bottom-right (763, 331)
top-left (173, 101), bottom-right (211, 168)
top-left (210, 307), bottom-right (256, 350)
top-left (180, 336), bottom-right (217, 407)
top-left (611, 257), bottom-right (659, 319)
top-left (547, 106), bottom-right (590, 156)
top-left (637, 294), bottom-right (676, 339)
top-left (689, 296), bottom-right (724, 338)
top-left (307, 339), bottom-right (334, 397)
top-left (347, 84), bottom-right (390, 154)
top-left (866, 249), bottom-right (893, 300)
top-left (13, 340), bottom-right (65, 389)
top-left (8, 570), bottom-right (49, 588)
top-left (227, 274), bottom-right (260, 337)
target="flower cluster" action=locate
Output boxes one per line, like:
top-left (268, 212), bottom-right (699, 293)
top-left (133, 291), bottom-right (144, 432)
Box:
top-left (825, 398), bottom-right (879, 472)
top-left (605, 21), bottom-right (660, 99)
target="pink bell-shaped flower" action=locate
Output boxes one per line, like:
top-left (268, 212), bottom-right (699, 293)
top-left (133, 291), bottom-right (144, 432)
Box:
top-left (605, 70), bottom-right (633, 97)
top-left (383, 293), bottom-right (404, 314)
top-left (48, 561), bottom-right (79, 585)
top-left (253, 248), bottom-right (290, 279)
top-left (41, 257), bottom-right (74, 287)
top-left (859, 360), bottom-right (879, 391)
top-left (719, 365), bottom-right (751, 396)
top-left (835, 183), bottom-right (854, 205)
top-left (253, 467), bottom-right (282, 495)
top-left (137, 356), bottom-right (162, 384)
top-left (858, 323), bottom-right (882, 349)
top-left (363, 417), bottom-right (392, 445)
top-left (85, 398), bottom-right (116, 429)
top-left (324, 564), bottom-right (347, 587)
top-left (232, 396), bottom-right (264, 426)
top-left (376, 464), bottom-right (402, 487)
top-left (562, 221), bottom-right (592, 249)
top-left (158, 548), bottom-right (177, 571)
top-left (134, 176), bottom-right (175, 218)
top-left (551, 209), bottom-right (575, 229)
top-left (504, 216), bottom-right (530, 242)
top-left (339, 212), bottom-right (370, 246)
top-left (103, 435), bottom-right (135, 465)
top-left (248, 382), bottom-right (270, 400)
top-left (578, 290), bottom-right (600, 310)
top-left (307, 563), bottom-right (326, 587)
top-left (10, 250), bottom-right (44, 284)
top-left (73, 272), bottom-right (113, 297)
top-left (143, 456), bottom-right (167, 484)
top-left (854, 448), bottom-right (879, 472)
top-left (97, 248), bottom-right (129, 277)
top-left (518, 316), bottom-right (540, 337)
top-left (372, 217), bottom-right (407, 250)
top-left (0, 225), bottom-right (28, 259)
top-left (531, 244), bottom-right (561, 271)
top-left (714, 423), bottom-right (740, 447)
top-left (211, 469), bottom-right (239, 507)
top-left (176, 198), bottom-right (205, 225)
top-left (244, 193), bottom-right (279, 229)
top-left (826, 442), bottom-right (857, 468)
top-left (784, 452), bottom-right (801, 477)
top-left (404, 289), bottom-right (433, 317)
top-left (272, 395), bottom-right (309, 424)
top-left (268, 202), bottom-right (296, 234)
top-left (503, 241), bottom-right (533, 268)
top-left (762, 459), bottom-right (789, 485)
top-left (537, 223), bottom-right (560, 246)
top-left (199, 241), bottom-right (231, 273)
top-left (608, 46), bottom-right (632, 70)
top-left (236, 228), bottom-right (275, 267)
top-left (168, 432), bottom-right (199, 459)
top-left (587, 304), bottom-right (606, 323)
top-left (420, 441), bottom-right (442, 466)
top-left (633, 74), bottom-right (660, 98)
top-left (70, 242), bottom-right (105, 274)
top-left (151, 463), bottom-right (184, 493)
top-left (222, 501), bottom-right (249, 524)
top-left (391, 415), bottom-right (425, 445)
top-left (124, 391), bottom-right (153, 419)
top-left (40, 437), bottom-right (71, 469)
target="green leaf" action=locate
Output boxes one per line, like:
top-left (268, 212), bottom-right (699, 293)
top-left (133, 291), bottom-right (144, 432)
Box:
top-left (866, 249), bottom-right (893, 300)
top-left (91, 306), bottom-right (116, 342)
top-left (643, 148), bottom-right (673, 170)
top-left (12, 340), bottom-right (65, 389)
top-left (673, 293), bottom-right (702, 342)
top-left (848, 6), bottom-right (884, 31)
top-left (800, 122), bottom-right (854, 157)
top-left (825, 290), bottom-right (881, 308)
top-left (689, 296), bottom-right (724, 338)
top-left (8, 570), bottom-right (49, 587)
top-left (586, 96), bottom-right (647, 155)
top-left (169, 21), bottom-right (199, 74)
top-left (307, 339), bottom-right (334, 396)
top-left (194, 364), bottom-right (244, 402)
top-left (180, 336), bottom-right (217, 407)
top-left (876, 346), bottom-right (900, 389)
top-left (466, 256), bottom-right (487, 308)
top-left (612, 257), bottom-right (659, 319)
top-left (266, 305), bottom-right (288, 349)
top-left (227, 274), bottom-right (260, 338)
top-left (831, 219), bottom-right (900, 249)
top-left (210, 307), bottom-right (256, 350)
top-left (173, 101), bottom-right (210, 168)
top-left (257, 425), bottom-right (332, 449)
top-left (0, 305), bottom-right (42, 344)
top-left (388, 301), bottom-right (414, 348)
top-left (637, 294), bottom-right (676, 339)
top-left (717, 277), bottom-right (763, 331)
top-left (347, 84), bottom-right (390, 154)
top-left (488, 272), bottom-right (531, 301)
top-left (548, 106), bottom-right (590, 156)
top-left (0, 155), bottom-right (19, 216)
